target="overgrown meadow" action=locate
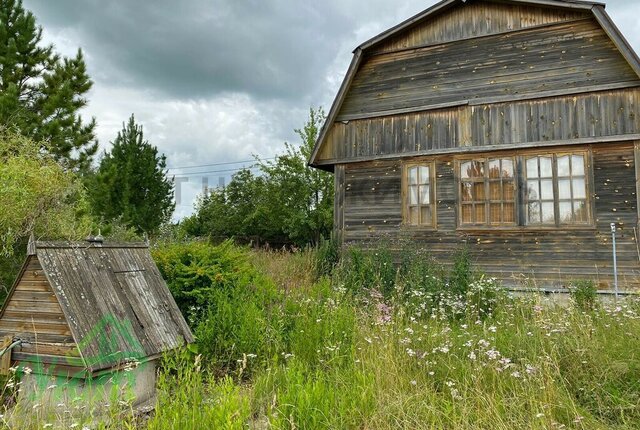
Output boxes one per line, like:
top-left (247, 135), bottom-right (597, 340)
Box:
top-left (5, 241), bottom-right (640, 429)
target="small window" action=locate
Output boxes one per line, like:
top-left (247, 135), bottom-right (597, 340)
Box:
top-left (460, 157), bottom-right (516, 226)
top-left (525, 153), bottom-right (589, 226)
top-left (404, 163), bottom-right (435, 227)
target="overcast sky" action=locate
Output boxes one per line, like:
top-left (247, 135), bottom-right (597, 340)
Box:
top-left (23, 0), bottom-right (640, 219)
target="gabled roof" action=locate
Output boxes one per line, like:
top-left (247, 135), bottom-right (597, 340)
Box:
top-left (10, 240), bottom-right (194, 373)
top-left (309, 0), bottom-right (640, 170)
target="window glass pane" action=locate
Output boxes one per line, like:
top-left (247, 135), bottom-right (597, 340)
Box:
top-left (462, 205), bottom-right (473, 224)
top-left (461, 183), bottom-right (473, 202)
top-left (572, 155), bottom-right (585, 176)
top-left (488, 160), bottom-right (500, 179)
top-left (559, 201), bottom-right (572, 223)
top-left (526, 158), bottom-right (538, 178)
top-left (540, 157), bottom-right (553, 178)
top-left (421, 206), bottom-right (432, 225)
top-left (461, 162), bottom-right (472, 179)
top-left (489, 182), bottom-right (501, 200)
top-left (574, 201), bottom-right (587, 223)
top-left (557, 155), bottom-right (570, 177)
top-left (528, 202), bottom-right (541, 224)
top-left (502, 159), bottom-right (514, 178)
top-left (410, 185), bottom-right (418, 205)
top-left (419, 166), bottom-right (430, 185)
top-left (470, 161), bottom-right (484, 179)
top-left (475, 204), bottom-right (486, 223)
top-left (540, 179), bottom-right (554, 200)
top-left (558, 179), bottom-right (571, 200)
top-left (503, 203), bottom-right (515, 223)
top-left (474, 182), bottom-right (485, 200)
top-left (504, 181), bottom-right (515, 200)
top-left (420, 185), bottom-right (430, 205)
top-left (409, 207), bottom-right (419, 225)
top-left (573, 178), bottom-right (586, 199)
top-left (541, 202), bottom-right (555, 223)
top-left (527, 181), bottom-right (540, 201)
top-left (490, 203), bottom-right (502, 223)
top-left (409, 167), bottom-right (418, 185)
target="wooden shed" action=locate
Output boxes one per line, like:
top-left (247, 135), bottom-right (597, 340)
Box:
top-left (0, 238), bottom-right (193, 406)
top-left (310, 0), bottom-right (640, 290)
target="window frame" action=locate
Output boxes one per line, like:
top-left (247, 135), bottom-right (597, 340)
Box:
top-left (455, 149), bottom-right (594, 231)
top-left (402, 161), bottom-right (437, 229)
top-left (458, 157), bottom-right (518, 228)
top-left (523, 150), bottom-right (592, 228)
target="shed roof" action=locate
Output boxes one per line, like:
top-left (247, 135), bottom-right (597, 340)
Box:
top-left (20, 240), bottom-right (194, 373)
top-left (309, 0), bottom-right (640, 170)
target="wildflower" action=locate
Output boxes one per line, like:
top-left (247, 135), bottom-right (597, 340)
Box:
top-left (428, 371), bottom-right (435, 376)
top-left (410, 380), bottom-right (417, 386)
top-left (406, 348), bottom-right (416, 357)
top-left (511, 371), bottom-right (521, 378)
top-left (468, 351), bottom-right (477, 361)
top-left (488, 326), bottom-right (497, 333)
top-left (535, 413), bottom-right (545, 418)
top-left (525, 365), bottom-right (537, 374)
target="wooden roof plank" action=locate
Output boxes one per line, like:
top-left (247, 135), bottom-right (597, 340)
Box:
top-left (28, 242), bottom-right (193, 374)
top-left (592, 5), bottom-right (640, 79)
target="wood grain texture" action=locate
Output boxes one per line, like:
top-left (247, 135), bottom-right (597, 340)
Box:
top-left (371, 0), bottom-right (589, 54)
top-left (317, 89), bottom-right (640, 163)
top-left (0, 256), bottom-right (83, 373)
top-left (339, 19), bottom-right (639, 120)
top-left (34, 243), bottom-right (194, 373)
top-left (0, 244), bottom-right (194, 376)
top-left (341, 143), bottom-right (640, 289)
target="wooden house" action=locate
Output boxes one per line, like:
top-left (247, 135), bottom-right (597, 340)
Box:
top-left (309, 0), bottom-right (640, 289)
top-left (0, 238), bottom-right (193, 406)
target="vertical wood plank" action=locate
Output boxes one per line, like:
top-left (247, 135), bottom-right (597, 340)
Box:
top-left (0, 336), bottom-right (13, 376)
top-left (334, 165), bottom-right (346, 246)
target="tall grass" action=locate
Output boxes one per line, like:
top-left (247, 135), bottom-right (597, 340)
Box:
top-left (3, 242), bottom-right (640, 429)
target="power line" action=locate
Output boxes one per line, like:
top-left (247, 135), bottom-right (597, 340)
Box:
top-left (167, 157), bottom-right (276, 170)
top-left (171, 165), bottom-right (261, 178)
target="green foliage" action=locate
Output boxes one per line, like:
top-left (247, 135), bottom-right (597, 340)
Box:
top-left (148, 352), bottom-right (250, 430)
top-left (335, 245), bottom-right (397, 298)
top-left (0, 129), bottom-right (92, 265)
top-left (314, 235), bottom-right (340, 278)
top-left (0, 0), bottom-right (97, 170)
top-left (88, 115), bottom-right (175, 235)
top-left (152, 240), bottom-right (261, 318)
top-left (449, 247), bottom-right (474, 296)
top-left (570, 279), bottom-right (598, 312)
top-left (183, 107), bottom-right (333, 246)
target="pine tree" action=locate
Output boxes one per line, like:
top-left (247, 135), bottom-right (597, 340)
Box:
top-left (89, 115), bottom-right (175, 234)
top-left (0, 0), bottom-right (97, 170)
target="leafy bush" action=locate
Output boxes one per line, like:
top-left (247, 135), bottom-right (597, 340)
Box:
top-left (335, 245), bottom-right (397, 298)
top-left (315, 235), bottom-right (340, 278)
top-left (570, 280), bottom-right (598, 312)
top-left (152, 240), bottom-right (266, 318)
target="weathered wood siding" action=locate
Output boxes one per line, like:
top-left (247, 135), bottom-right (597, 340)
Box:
top-left (339, 19), bottom-right (640, 121)
top-left (371, 1), bottom-right (588, 54)
top-left (339, 143), bottom-right (640, 288)
top-left (319, 89), bottom-right (640, 163)
top-left (0, 256), bottom-right (84, 377)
